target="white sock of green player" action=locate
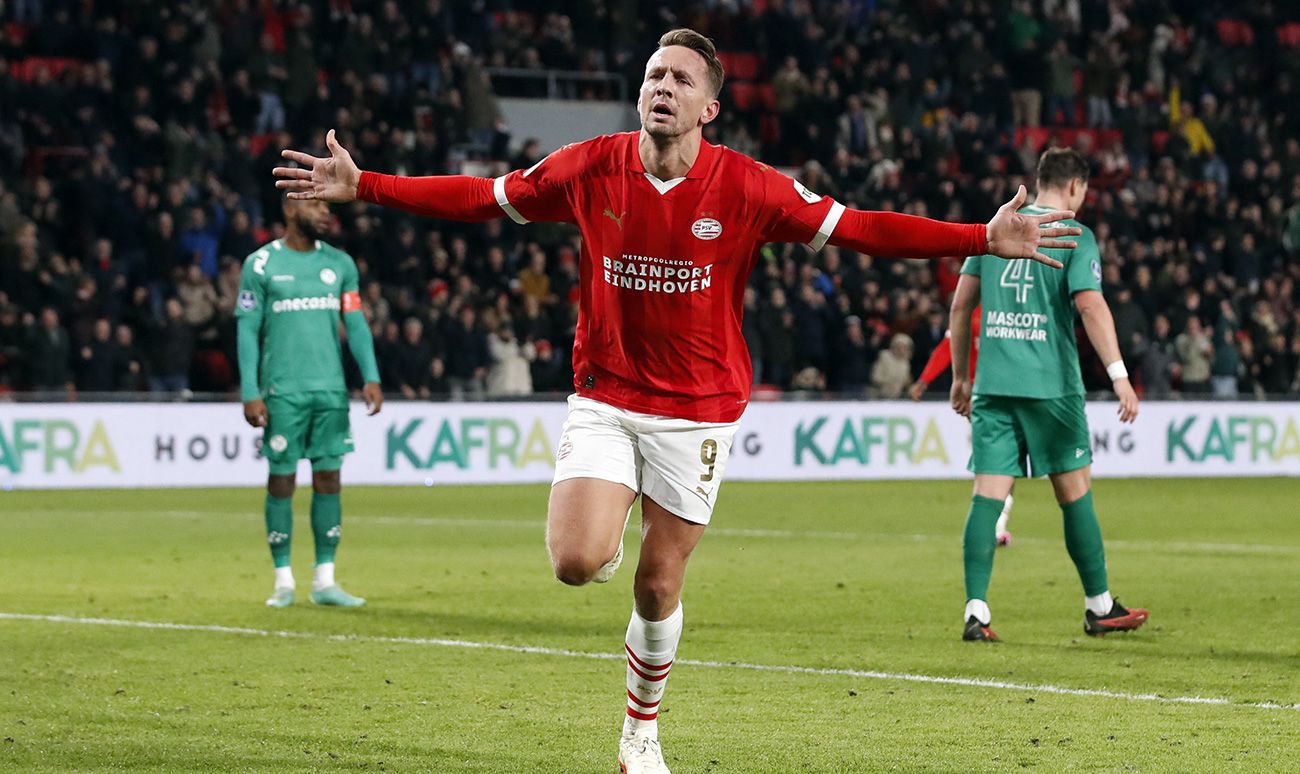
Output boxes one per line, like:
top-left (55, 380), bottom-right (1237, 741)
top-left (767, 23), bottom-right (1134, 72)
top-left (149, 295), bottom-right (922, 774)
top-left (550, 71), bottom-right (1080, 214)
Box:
top-left (1085, 591), bottom-right (1114, 616)
top-left (274, 566), bottom-right (294, 590)
top-left (996, 494), bottom-right (1013, 537)
top-left (623, 602), bottom-right (683, 740)
top-left (313, 562), bottom-right (335, 591)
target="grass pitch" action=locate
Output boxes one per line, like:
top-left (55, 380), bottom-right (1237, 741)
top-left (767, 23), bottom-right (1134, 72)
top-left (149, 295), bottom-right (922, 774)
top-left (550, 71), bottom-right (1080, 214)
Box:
top-left (1, 478), bottom-right (1297, 772)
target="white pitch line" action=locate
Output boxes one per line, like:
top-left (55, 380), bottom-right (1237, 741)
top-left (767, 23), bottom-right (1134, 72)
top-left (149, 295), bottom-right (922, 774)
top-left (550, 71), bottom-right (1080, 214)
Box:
top-left (17, 510), bottom-right (1300, 555)
top-left (0, 612), bottom-right (1294, 712)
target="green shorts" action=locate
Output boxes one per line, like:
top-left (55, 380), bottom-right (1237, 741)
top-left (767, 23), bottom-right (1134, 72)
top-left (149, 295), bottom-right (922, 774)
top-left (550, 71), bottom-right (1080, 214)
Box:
top-left (264, 391), bottom-right (353, 475)
top-left (969, 394), bottom-right (1092, 478)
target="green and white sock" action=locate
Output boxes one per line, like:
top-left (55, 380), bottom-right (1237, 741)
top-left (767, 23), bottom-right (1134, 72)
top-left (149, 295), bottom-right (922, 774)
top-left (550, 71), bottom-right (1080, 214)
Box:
top-left (265, 495), bottom-right (293, 572)
top-left (311, 492), bottom-right (341, 587)
top-left (963, 494), bottom-right (1004, 620)
top-left (1061, 490), bottom-right (1109, 600)
top-left (311, 492), bottom-right (341, 564)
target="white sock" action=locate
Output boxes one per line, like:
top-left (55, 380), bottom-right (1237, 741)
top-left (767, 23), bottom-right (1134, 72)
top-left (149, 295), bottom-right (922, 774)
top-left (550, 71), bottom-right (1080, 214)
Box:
top-left (313, 562), bottom-right (335, 591)
top-left (622, 602), bottom-right (683, 740)
top-left (1085, 591), bottom-right (1113, 617)
top-left (965, 598), bottom-right (991, 625)
top-left (274, 566), bottom-right (295, 590)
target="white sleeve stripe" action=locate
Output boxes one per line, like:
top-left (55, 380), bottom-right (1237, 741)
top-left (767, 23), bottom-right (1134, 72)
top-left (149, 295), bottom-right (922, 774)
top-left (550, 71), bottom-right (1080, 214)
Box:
top-left (808, 200), bottom-right (845, 252)
top-left (493, 175), bottom-right (529, 225)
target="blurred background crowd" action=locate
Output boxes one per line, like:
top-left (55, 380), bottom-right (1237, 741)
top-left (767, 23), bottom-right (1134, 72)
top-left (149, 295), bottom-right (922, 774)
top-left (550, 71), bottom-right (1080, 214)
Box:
top-left (1, 0), bottom-right (1298, 400)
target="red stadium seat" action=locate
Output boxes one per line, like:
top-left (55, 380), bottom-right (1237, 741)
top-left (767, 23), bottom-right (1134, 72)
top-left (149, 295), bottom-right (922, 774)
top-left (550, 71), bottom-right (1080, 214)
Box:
top-left (3, 22), bottom-right (30, 44)
top-left (718, 51), bottom-right (761, 81)
top-left (729, 81), bottom-right (759, 111)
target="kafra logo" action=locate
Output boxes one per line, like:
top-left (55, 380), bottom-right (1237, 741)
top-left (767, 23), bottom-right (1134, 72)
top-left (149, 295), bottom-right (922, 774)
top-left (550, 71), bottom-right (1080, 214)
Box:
top-left (1166, 414), bottom-right (1300, 463)
top-left (691, 218), bottom-right (722, 240)
top-left (0, 418), bottom-right (120, 474)
top-left (320, 268), bottom-right (337, 285)
top-left (794, 416), bottom-right (949, 466)
top-left (387, 417), bottom-right (554, 470)
top-left (269, 435), bottom-right (289, 453)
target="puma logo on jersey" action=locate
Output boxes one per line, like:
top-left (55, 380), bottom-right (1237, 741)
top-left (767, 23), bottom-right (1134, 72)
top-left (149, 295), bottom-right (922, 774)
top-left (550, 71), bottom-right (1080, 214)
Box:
top-left (603, 208), bottom-right (625, 230)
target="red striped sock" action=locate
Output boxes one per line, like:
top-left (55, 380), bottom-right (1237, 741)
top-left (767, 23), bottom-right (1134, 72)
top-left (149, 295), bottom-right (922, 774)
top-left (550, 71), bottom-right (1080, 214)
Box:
top-left (622, 602), bottom-right (683, 737)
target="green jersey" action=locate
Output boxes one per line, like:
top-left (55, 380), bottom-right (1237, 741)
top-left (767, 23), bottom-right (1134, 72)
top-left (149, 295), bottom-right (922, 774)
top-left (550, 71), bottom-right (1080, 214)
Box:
top-left (960, 205), bottom-right (1102, 399)
top-left (236, 238), bottom-right (369, 400)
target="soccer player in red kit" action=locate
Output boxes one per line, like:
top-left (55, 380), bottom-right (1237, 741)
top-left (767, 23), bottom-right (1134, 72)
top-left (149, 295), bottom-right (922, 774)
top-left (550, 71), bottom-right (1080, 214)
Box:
top-left (275, 28), bottom-right (1078, 773)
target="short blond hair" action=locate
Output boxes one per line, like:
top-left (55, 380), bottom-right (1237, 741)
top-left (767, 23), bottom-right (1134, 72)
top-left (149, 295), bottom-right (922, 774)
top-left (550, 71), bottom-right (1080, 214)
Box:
top-left (658, 28), bottom-right (725, 97)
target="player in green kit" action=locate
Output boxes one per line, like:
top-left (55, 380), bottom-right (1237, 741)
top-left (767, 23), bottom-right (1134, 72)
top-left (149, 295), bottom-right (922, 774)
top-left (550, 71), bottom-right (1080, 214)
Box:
top-left (950, 149), bottom-right (1148, 641)
top-left (236, 196), bottom-right (383, 608)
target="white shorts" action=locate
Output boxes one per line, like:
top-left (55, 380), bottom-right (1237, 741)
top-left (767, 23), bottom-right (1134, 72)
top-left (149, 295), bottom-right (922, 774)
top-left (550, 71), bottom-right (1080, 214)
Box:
top-left (552, 395), bottom-right (740, 525)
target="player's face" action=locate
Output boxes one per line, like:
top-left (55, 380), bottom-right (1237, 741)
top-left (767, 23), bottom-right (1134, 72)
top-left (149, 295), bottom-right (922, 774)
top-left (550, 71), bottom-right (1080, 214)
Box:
top-left (286, 198), bottom-right (331, 240)
top-left (638, 46), bottom-right (720, 139)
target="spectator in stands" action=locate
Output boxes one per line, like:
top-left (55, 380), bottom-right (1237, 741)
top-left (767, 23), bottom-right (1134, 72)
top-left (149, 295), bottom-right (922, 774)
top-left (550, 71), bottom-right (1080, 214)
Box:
top-left (835, 316), bottom-right (872, 395)
top-left (1211, 325), bottom-right (1242, 398)
top-left (27, 307), bottom-right (73, 396)
top-left (391, 317), bottom-right (434, 399)
top-left (178, 204), bottom-right (226, 279)
top-left (1175, 316), bottom-right (1213, 394)
top-left (1136, 314), bottom-right (1179, 398)
top-left (177, 264), bottom-right (219, 344)
top-left (486, 323), bottom-right (535, 396)
top-left (76, 317), bottom-right (120, 393)
top-left (870, 333), bottom-right (913, 399)
top-left (444, 304), bottom-right (488, 400)
top-left (517, 246), bottom-right (550, 304)
top-left (149, 298), bottom-right (193, 395)
top-left (114, 323), bottom-right (148, 393)
top-left (1045, 40), bottom-right (1079, 126)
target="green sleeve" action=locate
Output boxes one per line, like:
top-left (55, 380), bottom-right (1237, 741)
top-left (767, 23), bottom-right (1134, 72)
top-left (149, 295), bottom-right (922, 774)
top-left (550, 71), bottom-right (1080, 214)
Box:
top-left (960, 255), bottom-right (984, 276)
top-left (341, 258), bottom-right (380, 385)
top-left (235, 252), bottom-right (268, 401)
top-left (1066, 226), bottom-right (1102, 295)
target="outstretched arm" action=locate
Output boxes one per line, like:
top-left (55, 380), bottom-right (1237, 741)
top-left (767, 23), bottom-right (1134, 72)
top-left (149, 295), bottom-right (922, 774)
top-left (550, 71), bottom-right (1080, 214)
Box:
top-left (274, 129), bottom-right (578, 224)
top-left (828, 186), bottom-right (1079, 268)
top-left (273, 129), bottom-right (502, 221)
top-left (1075, 290), bottom-right (1139, 423)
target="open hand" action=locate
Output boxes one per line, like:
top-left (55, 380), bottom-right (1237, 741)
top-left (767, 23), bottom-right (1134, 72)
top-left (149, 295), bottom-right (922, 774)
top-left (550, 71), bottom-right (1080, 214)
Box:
top-left (985, 185), bottom-right (1081, 269)
top-left (1114, 378), bottom-right (1139, 423)
top-left (273, 129), bottom-right (361, 203)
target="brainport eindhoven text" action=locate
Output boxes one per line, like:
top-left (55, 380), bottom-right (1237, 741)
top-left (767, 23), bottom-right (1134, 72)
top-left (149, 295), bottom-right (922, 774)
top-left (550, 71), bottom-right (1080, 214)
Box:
top-left (603, 254), bottom-right (714, 294)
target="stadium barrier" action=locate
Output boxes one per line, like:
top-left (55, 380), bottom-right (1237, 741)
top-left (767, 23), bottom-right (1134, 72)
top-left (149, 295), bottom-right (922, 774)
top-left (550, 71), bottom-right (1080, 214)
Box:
top-left (2, 400), bottom-right (1297, 489)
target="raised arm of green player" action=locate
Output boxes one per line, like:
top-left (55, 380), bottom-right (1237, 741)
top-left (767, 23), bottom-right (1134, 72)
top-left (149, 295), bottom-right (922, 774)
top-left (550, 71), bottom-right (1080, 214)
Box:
top-left (340, 259), bottom-right (383, 415)
top-left (949, 270), bottom-right (981, 418)
top-left (236, 248), bottom-right (270, 427)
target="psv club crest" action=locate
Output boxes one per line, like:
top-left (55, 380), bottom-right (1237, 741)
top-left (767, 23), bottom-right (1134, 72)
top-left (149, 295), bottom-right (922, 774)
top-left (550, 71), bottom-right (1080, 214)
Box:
top-left (691, 217), bottom-right (722, 240)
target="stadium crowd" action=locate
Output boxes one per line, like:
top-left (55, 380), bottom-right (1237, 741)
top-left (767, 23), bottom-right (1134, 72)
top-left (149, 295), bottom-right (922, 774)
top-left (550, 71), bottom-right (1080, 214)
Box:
top-left (1, 0), bottom-right (1299, 400)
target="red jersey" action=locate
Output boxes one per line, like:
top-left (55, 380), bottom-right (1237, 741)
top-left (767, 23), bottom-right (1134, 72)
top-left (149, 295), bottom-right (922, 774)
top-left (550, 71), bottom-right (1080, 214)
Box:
top-left (918, 306), bottom-right (982, 384)
top-left (358, 131), bottom-right (987, 422)
top-left (495, 133), bottom-right (852, 421)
